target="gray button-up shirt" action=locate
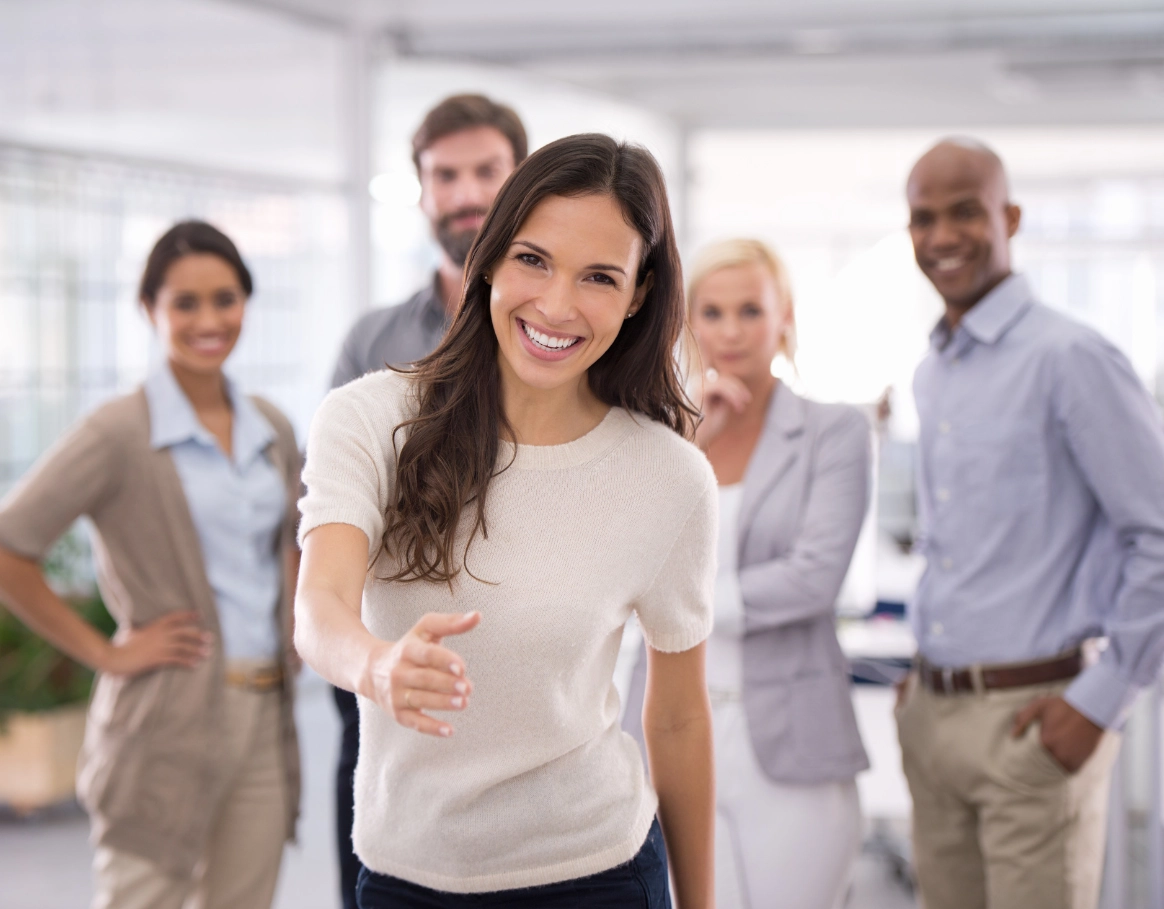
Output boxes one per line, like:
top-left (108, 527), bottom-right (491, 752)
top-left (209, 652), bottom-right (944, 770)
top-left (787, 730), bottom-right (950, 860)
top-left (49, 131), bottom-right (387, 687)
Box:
top-left (912, 273), bottom-right (1164, 727)
top-left (330, 274), bottom-right (450, 389)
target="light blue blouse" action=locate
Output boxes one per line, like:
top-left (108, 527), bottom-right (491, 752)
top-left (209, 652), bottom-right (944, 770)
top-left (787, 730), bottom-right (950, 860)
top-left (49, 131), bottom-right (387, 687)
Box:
top-left (145, 362), bottom-right (285, 661)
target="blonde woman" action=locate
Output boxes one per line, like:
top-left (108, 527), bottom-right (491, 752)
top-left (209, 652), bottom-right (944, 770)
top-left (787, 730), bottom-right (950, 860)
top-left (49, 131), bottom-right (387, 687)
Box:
top-left (628, 239), bottom-right (871, 908)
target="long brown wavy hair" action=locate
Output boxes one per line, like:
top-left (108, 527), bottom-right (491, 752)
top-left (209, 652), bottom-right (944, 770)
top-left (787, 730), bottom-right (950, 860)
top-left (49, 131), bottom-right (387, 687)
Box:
top-left (383, 133), bottom-right (696, 584)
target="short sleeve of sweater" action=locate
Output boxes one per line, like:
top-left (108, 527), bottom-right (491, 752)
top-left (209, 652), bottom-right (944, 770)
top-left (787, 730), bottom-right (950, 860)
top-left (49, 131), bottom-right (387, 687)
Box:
top-left (0, 416), bottom-right (122, 560)
top-left (298, 380), bottom-right (397, 560)
top-left (634, 476), bottom-right (718, 653)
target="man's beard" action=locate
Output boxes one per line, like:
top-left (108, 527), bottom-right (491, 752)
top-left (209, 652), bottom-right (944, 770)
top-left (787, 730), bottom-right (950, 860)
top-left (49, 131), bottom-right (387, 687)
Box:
top-left (435, 207), bottom-right (489, 267)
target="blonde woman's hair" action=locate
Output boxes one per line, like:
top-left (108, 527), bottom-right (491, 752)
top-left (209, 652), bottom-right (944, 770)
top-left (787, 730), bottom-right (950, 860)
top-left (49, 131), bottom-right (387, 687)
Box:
top-left (686, 238), bottom-right (797, 363)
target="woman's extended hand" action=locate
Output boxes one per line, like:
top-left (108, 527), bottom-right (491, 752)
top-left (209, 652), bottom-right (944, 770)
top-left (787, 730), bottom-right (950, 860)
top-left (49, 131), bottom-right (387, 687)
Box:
top-left (693, 368), bottom-right (752, 451)
top-left (100, 610), bottom-right (213, 677)
top-left (365, 611), bottom-right (481, 737)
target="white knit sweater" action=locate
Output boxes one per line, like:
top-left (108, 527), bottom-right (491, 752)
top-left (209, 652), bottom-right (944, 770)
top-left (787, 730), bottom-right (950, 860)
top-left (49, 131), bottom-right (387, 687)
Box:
top-left (299, 370), bottom-right (716, 893)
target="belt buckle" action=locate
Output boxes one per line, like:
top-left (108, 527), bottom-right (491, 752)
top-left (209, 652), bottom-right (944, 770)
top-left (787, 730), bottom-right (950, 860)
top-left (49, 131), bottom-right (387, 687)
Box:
top-left (255, 668), bottom-right (283, 691)
top-left (226, 665), bottom-right (282, 692)
top-left (942, 667), bottom-right (954, 694)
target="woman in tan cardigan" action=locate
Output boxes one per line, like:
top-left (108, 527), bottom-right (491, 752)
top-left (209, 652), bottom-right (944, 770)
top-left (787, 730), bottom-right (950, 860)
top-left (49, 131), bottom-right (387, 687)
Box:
top-left (0, 221), bottom-right (302, 909)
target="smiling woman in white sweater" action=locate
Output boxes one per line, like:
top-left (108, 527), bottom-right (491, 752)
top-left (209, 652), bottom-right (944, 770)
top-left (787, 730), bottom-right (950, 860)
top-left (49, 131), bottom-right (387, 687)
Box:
top-left (295, 134), bottom-right (716, 909)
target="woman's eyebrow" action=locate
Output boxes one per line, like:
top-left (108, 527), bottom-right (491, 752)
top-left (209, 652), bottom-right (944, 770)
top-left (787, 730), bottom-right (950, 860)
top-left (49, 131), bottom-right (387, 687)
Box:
top-left (513, 239), bottom-right (552, 259)
top-left (512, 239), bottom-right (627, 276)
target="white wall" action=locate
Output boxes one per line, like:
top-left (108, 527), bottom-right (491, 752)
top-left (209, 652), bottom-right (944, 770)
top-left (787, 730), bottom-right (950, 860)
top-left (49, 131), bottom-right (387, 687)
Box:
top-left (690, 126), bottom-right (1164, 438)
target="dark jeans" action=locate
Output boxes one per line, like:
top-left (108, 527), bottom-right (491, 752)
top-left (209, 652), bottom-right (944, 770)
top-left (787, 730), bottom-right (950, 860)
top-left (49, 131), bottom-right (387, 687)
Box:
top-left (334, 684), bottom-right (364, 909)
top-left (356, 818), bottom-right (672, 909)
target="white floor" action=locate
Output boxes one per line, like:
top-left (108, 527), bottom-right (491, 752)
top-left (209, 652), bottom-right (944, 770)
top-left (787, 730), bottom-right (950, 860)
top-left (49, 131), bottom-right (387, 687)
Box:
top-left (1, 678), bottom-right (916, 909)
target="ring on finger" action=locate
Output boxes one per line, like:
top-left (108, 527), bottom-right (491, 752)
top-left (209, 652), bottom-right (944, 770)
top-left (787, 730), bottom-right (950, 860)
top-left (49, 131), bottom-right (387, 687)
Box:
top-left (404, 689), bottom-right (415, 709)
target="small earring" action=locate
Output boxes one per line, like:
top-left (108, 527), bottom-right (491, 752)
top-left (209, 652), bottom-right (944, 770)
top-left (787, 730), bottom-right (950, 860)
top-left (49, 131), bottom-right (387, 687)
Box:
top-left (624, 311), bottom-right (635, 320)
top-left (483, 273), bottom-right (492, 285)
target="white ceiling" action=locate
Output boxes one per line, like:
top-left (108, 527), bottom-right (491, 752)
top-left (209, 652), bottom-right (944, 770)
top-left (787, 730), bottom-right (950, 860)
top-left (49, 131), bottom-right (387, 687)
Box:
top-left (0, 0), bottom-right (347, 180)
top-left (0, 0), bottom-right (1161, 180)
top-left (227, 0), bottom-right (1164, 32)
top-left (230, 0), bottom-right (1164, 129)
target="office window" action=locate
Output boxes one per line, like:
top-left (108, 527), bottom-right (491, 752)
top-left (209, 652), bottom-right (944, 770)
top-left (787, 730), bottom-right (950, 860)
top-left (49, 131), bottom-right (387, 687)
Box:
top-left (0, 143), bottom-right (347, 496)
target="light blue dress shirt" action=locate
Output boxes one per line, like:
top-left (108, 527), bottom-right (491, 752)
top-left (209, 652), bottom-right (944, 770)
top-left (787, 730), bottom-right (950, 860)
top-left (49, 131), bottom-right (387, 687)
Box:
top-left (912, 274), bottom-right (1164, 728)
top-left (145, 362), bottom-right (285, 661)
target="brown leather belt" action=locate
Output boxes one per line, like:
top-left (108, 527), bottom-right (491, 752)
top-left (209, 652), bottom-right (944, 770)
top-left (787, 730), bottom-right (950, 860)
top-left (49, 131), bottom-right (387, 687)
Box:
top-left (224, 664), bottom-right (284, 693)
top-left (918, 648), bottom-right (1083, 696)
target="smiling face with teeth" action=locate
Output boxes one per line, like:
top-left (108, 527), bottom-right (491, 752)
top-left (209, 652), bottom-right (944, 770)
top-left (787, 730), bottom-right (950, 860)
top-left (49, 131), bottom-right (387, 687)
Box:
top-left (907, 140), bottom-right (1022, 317)
top-left (489, 192), bottom-right (649, 404)
top-left (147, 253), bottom-right (247, 379)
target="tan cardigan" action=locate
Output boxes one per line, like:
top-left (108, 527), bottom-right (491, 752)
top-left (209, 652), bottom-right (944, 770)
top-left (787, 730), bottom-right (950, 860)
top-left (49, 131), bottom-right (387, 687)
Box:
top-left (0, 387), bottom-right (302, 877)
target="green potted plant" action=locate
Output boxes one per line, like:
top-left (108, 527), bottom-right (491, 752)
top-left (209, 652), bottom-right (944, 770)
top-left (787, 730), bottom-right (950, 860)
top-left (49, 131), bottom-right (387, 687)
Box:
top-left (0, 527), bottom-right (114, 813)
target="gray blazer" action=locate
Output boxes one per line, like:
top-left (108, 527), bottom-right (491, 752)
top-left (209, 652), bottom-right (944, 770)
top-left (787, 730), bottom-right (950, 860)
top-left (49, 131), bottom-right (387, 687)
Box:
top-left (624, 383), bottom-right (871, 783)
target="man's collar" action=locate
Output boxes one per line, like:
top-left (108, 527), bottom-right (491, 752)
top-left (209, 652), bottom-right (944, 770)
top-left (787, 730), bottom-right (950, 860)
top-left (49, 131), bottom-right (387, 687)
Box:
top-left (422, 271), bottom-right (451, 329)
top-left (929, 273), bottom-right (1034, 350)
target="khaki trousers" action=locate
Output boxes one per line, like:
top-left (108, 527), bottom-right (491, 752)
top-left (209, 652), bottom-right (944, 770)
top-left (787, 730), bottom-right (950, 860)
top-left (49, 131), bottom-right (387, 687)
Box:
top-left (896, 675), bottom-right (1120, 909)
top-left (91, 684), bottom-right (288, 909)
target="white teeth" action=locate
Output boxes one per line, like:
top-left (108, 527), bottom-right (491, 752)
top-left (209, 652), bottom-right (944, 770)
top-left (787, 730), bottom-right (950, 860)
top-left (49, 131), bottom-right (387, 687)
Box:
top-left (522, 321), bottom-right (578, 351)
top-left (936, 257), bottom-right (967, 272)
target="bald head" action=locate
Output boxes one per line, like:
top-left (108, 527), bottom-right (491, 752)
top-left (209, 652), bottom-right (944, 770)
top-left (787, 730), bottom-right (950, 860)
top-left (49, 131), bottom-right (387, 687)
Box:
top-left (909, 137), bottom-right (1010, 204)
top-left (907, 137), bottom-right (1022, 314)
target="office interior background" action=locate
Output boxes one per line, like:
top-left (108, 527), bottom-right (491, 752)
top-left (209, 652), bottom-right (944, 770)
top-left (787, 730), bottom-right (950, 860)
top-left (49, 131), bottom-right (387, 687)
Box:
top-left (1, 1), bottom-right (1163, 907)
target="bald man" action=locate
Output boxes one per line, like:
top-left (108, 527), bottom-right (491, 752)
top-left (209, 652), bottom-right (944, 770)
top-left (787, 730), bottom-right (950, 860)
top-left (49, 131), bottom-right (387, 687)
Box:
top-left (896, 138), bottom-right (1164, 909)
